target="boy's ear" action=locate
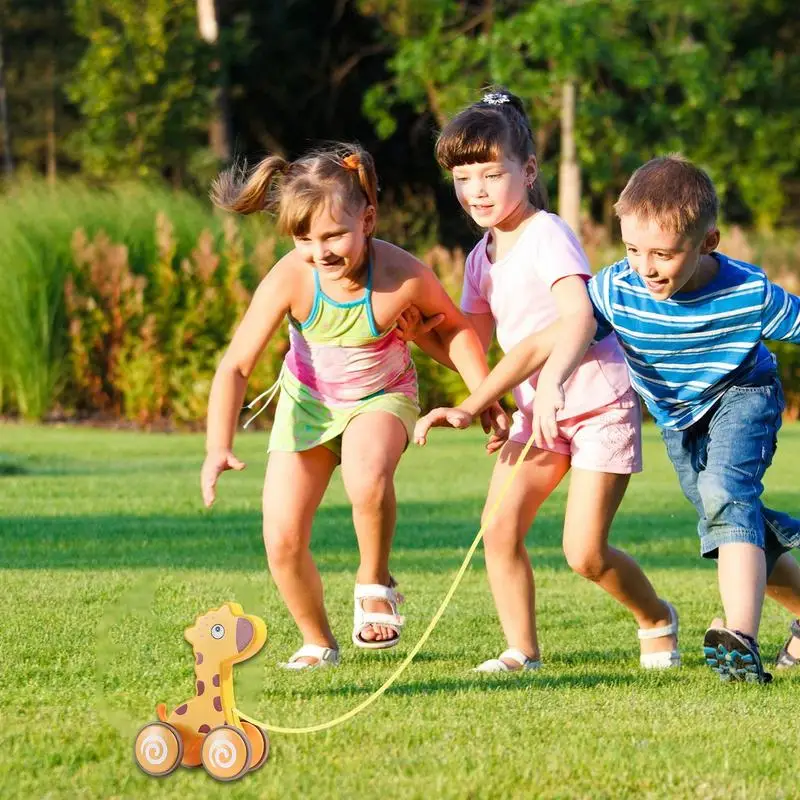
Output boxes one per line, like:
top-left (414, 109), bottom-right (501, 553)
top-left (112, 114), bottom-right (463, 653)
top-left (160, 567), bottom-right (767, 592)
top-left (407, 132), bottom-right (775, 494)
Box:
top-left (701, 227), bottom-right (721, 253)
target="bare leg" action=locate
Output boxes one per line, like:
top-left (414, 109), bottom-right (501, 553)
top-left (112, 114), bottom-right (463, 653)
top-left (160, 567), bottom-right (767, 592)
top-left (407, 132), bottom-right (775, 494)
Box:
top-left (767, 552), bottom-right (800, 658)
top-left (340, 412), bottom-right (408, 643)
top-left (262, 447), bottom-right (339, 665)
top-left (562, 469), bottom-right (676, 656)
top-left (717, 542), bottom-right (766, 639)
top-left (481, 441), bottom-right (571, 668)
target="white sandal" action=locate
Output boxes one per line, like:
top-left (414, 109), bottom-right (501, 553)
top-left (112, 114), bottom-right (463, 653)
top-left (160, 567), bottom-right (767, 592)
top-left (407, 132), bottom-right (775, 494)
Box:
top-left (473, 647), bottom-right (542, 673)
top-left (352, 583), bottom-right (405, 650)
top-left (638, 600), bottom-right (681, 669)
top-left (279, 643), bottom-right (339, 671)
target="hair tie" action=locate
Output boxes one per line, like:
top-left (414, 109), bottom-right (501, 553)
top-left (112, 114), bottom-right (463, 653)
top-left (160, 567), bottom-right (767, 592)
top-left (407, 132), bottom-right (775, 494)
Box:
top-left (481, 92), bottom-right (510, 106)
top-left (342, 154), bottom-right (361, 171)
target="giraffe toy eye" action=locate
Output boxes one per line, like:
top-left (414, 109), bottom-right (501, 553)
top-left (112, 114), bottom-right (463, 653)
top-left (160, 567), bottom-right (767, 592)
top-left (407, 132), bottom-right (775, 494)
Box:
top-left (211, 624), bottom-right (225, 640)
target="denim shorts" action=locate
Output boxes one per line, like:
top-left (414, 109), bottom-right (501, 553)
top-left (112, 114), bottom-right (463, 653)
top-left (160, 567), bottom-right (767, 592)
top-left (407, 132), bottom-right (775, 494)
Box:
top-left (661, 374), bottom-right (800, 574)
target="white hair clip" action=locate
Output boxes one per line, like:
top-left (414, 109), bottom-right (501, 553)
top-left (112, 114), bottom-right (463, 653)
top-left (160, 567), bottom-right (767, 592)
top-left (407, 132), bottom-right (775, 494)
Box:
top-left (482, 92), bottom-right (510, 106)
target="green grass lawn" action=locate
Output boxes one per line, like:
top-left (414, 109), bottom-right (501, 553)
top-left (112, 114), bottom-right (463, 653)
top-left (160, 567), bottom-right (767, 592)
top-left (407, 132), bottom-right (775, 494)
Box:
top-left (1, 423), bottom-right (799, 799)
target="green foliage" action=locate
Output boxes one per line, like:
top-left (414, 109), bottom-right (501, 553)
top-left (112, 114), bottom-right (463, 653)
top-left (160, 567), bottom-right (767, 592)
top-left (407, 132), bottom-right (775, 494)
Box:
top-left (3, 181), bottom-right (800, 424)
top-left (67, 0), bottom-right (213, 180)
top-left (62, 211), bottom-right (287, 426)
top-left (363, 0), bottom-right (800, 228)
top-left (0, 180), bottom-right (285, 422)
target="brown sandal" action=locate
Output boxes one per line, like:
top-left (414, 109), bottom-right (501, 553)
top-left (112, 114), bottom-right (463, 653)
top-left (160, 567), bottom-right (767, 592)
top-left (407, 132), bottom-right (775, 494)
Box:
top-left (775, 619), bottom-right (800, 670)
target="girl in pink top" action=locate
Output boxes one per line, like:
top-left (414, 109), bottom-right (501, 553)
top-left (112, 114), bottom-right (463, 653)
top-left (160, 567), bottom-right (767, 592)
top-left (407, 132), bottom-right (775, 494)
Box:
top-left (415, 89), bottom-right (680, 672)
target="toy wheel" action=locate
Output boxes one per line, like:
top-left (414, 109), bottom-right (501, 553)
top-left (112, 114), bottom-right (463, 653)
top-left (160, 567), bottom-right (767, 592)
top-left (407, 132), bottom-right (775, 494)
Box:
top-left (134, 721), bottom-right (183, 777)
top-left (241, 719), bottom-right (270, 771)
top-left (201, 725), bottom-right (252, 782)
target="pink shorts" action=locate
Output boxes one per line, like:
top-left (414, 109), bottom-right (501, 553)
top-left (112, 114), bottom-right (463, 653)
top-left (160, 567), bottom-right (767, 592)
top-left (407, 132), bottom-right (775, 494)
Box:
top-left (509, 387), bottom-right (643, 474)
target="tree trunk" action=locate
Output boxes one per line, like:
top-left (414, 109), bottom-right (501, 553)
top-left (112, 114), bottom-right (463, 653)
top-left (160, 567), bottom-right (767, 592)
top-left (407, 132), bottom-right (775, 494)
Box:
top-left (197, 0), bottom-right (231, 162)
top-left (46, 59), bottom-right (57, 184)
top-left (558, 80), bottom-right (581, 239)
top-left (0, 28), bottom-right (13, 179)
top-left (602, 187), bottom-right (615, 241)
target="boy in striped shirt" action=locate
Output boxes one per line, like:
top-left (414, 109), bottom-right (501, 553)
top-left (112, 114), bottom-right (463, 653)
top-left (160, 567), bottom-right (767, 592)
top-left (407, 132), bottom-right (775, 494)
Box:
top-left (415, 155), bottom-right (800, 683)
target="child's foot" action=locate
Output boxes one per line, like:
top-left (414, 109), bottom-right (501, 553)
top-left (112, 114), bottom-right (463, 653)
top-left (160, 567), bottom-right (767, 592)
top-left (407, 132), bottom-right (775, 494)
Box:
top-left (638, 599), bottom-right (681, 668)
top-left (473, 648), bottom-right (541, 673)
top-left (775, 619), bottom-right (800, 669)
top-left (359, 594), bottom-right (399, 642)
top-left (352, 582), bottom-right (405, 649)
top-left (279, 643), bottom-right (339, 670)
top-left (703, 624), bottom-right (772, 684)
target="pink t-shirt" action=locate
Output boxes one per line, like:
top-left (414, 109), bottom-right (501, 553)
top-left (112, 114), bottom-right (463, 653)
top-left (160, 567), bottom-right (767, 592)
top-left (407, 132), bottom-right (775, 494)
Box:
top-left (461, 211), bottom-right (631, 421)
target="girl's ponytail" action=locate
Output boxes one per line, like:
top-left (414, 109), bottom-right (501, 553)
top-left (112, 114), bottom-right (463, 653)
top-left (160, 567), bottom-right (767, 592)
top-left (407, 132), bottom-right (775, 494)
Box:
top-left (342, 148), bottom-right (378, 211)
top-left (211, 155), bottom-right (290, 215)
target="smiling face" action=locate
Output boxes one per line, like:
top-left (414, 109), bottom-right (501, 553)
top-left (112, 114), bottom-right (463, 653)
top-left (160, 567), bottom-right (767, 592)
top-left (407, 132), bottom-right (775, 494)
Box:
top-left (292, 197), bottom-right (375, 281)
top-left (619, 214), bottom-right (721, 299)
top-left (451, 155), bottom-right (535, 230)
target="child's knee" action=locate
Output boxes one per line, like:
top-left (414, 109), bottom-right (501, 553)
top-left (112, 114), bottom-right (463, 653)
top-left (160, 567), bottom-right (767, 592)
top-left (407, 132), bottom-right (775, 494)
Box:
top-left (346, 470), bottom-right (392, 511)
top-left (482, 517), bottom-right (523, 556)
top-left (563, 543), bottom-right (607, 582)
top-left (263, 523), bottom-right (307, 568)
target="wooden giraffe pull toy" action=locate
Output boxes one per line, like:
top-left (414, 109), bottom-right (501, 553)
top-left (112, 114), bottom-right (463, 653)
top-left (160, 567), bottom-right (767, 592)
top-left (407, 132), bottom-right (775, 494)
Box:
top-left (134, 602), bottom-right (269, 782)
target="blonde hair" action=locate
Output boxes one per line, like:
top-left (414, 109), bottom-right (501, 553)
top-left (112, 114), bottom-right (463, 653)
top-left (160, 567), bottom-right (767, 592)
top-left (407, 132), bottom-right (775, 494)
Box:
top-left (211, 143), bottom-right (378, 236)
top-left (615, 155), bottom-right (719, 240)
top-left (435, 87), bottom-right (548, 210)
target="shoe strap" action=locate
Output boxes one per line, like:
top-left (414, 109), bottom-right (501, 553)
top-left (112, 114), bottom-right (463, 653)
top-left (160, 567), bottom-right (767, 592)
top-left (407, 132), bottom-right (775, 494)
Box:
top-left (354, 583), bottom-right (404, 604)
top-left (731, 630), bottom-right (761, 655)
top-left (638, 601), bottom-right (678, 640)
top-left (499, 648), bottom-right (536, 667)
top-left (288, 643), bottom-right (338, 664)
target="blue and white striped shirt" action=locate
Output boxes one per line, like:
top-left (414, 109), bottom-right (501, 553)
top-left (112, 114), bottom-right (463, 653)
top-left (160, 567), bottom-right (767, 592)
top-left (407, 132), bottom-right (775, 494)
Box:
top-left (588, 253), bottom-right (800, 430)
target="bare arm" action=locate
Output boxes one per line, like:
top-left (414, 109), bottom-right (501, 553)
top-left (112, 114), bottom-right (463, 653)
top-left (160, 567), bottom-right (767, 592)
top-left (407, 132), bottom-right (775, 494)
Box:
top-left (531, 276), bottom-right (598, 445)
top-left (202, 261), bottom-right (294, 505)
top-left (410, 310), bottom-right (494, 371)
top-left (406, 264), bottom-right (489, 392)
top-left (459, 321), bottom-right (562, 415)
top-left (414, 321), bottom-right (561, 445)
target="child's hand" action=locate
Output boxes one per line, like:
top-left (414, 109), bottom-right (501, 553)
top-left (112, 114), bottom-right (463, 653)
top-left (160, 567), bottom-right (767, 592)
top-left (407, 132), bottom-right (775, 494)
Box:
top-left (395, 305), bottom-right (445, 343)
top-left (201, 449), bottom-right (246, 507)
top-left (413, 406), bottom-right (473, 446)
top-left (481, 402), bottom-right (510, 454)
top-left (532, 380), bottom-right (564, 449)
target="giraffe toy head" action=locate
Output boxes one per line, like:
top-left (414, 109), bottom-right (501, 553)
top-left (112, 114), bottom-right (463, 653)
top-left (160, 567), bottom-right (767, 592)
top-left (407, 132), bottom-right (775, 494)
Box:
top-left (184, 602), bottom-right (266, 667)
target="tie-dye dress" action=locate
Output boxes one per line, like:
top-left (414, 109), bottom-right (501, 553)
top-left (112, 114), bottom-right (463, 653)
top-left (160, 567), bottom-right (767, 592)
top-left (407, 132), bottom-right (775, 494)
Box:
top-left (267, 261), bottom-right (419, 458)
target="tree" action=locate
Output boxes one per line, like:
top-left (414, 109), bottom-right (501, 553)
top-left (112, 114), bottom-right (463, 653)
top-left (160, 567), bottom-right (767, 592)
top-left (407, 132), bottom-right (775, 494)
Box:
top-left (0, 0), bottom-right (83, 181)
top-left (67, 0), bottom-right (214, 182)
top-left (0, 27), bottom-right (12, 178)
top-left (196, 0), bottom-right (231, 162)
top-left (361, 0), bottom-right (800, 230)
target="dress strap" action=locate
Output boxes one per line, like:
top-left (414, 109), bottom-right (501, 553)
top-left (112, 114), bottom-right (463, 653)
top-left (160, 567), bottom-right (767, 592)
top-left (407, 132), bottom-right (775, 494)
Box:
top-left (242, 363), bottom-right (284, 429)
top-left (363, 256), bottom-right (380, 337)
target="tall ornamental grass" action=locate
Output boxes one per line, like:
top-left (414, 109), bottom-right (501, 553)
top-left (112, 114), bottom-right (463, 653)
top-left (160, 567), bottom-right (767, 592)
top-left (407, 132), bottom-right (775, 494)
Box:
top-left (0, 180), bottom-right (281, 421)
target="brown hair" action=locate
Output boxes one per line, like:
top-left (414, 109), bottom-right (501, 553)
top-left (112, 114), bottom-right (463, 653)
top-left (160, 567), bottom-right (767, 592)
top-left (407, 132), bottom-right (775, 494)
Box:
top-left (615, 155), bottom-right (719, 240)
top-left (211, 143), bottom-right (379, 236)
top-left (435, 88), bottom-right (548, 210)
